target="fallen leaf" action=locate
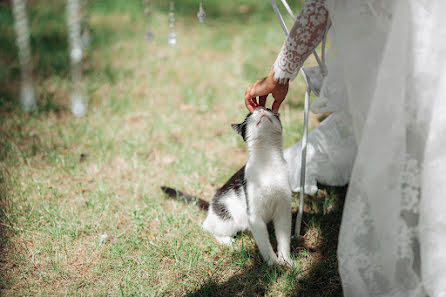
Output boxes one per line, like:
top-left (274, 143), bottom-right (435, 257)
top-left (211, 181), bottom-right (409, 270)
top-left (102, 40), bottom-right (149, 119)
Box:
top-left (180, 104), bottom-right (194, 111)
top-left (161, 155), bottom-right (175, 164)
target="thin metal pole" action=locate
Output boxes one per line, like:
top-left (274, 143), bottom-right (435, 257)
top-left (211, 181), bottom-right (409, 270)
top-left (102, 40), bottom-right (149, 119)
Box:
top-left (270, 0), bottom-right (289, 35)
top-left (295, 85), bottom-right (310, 237)
top-left (312, 49), bottom-right (324, 72)
top-left (280, 0), bottom-right (296, 20)
top-left (321, 19), bottom-right (331, 77)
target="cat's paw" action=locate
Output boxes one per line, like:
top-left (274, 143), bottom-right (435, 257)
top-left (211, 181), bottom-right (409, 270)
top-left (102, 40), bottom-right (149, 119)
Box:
top-left (278, 258), bottom-right (294, 266)
top-left (291, 234), bottom-right (301, 240)
top-left (266, 258), bottom-right (278, 266)
top-left (215, 236), bottom-right (234, 246)
top-left (264, 255), bottom-right (280, 266)
top-left (277, 254), bottom-right (294, 266)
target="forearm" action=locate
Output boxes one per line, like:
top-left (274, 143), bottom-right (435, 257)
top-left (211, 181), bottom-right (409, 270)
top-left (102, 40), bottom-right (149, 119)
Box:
top-left (272, 0), bottom-right (329, 84)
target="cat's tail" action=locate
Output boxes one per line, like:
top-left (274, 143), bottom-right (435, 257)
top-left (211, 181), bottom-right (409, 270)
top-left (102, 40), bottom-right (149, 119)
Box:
top-left (160, 186), bottom-right (209, 211)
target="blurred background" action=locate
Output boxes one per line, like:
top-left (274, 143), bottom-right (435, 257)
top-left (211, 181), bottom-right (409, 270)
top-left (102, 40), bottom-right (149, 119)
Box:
top-left (0, 1), bottom-right (345, 296)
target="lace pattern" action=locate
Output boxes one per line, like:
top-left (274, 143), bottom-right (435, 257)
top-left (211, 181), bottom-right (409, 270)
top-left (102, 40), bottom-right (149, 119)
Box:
top-left (272, 0), bottom-right (329, 83)
top-left (338, 154), bottom-right (423, 296)
top-left (285, 0), bottom-right (446, 295)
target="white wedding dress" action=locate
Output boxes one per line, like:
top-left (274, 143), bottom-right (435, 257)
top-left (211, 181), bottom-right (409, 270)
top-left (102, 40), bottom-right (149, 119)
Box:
top-left (272, 0), bottom-right (446, 296)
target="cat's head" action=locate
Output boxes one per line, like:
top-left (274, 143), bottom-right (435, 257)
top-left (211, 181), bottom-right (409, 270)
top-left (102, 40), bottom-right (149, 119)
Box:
top-left (231, 107), bottom-right (282, 143)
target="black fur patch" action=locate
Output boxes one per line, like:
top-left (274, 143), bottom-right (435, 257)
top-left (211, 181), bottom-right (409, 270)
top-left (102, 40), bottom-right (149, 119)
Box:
top-left (216, 166), bottom-right (245, 195)
top-left (160, 186), bottom-right (209, 211)
top-left (212, 166), bottom-right (246, 220)
top-left (240, 122), bottom-right (247, 141)
top-left (231, 113), bottom-right (252, 142)
top-left (212, 200), bottom-right (232, 221)
top-left (243, 181), bottom-right (249, 215)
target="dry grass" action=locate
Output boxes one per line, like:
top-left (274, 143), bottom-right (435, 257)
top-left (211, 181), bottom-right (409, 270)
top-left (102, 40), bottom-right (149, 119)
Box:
top-left (0, 1), bottom-right (344, 296)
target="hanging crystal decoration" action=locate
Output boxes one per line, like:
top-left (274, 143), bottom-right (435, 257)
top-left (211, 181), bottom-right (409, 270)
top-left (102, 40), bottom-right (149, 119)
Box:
top-left (144, 0), bottom-right (153, 42)
top-left (12, 0), bottom-right (36, 112)
top-left (168, 1), bottom-right (176, 46)
top-left (67, 0), bottom-right (87, 117)
top-left (80, 0), bottom-right (90, 50)
top-left (197, 1), bottom-right (206, 23)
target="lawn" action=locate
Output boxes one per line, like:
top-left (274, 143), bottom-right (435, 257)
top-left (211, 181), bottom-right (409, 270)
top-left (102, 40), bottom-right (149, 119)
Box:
top-left (0, 1), bottom-right (345, 296)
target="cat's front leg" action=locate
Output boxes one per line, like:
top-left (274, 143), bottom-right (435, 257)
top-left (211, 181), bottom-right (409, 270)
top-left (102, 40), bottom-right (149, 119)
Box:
top-left (249, 215), bottom-right (278, 265)
top-left (273, 200), bottom-right (293, 266)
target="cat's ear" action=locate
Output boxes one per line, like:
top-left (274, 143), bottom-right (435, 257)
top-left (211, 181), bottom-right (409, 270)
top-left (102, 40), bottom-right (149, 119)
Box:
top-left (231, 122), bottom-right (247, 141)
top-left (231, 123), bottom-right (242, 135)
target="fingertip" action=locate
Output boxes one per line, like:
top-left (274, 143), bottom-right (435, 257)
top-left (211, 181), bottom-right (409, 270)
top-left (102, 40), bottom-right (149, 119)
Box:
top-left (247, 102), bottom-right (256, 113)
top-left (245, 97), bottom-right (257, 113)
top-left (272, 101), bottom-right (281, 114)
top-left (249, 84), bottom-right (258, 97)
top-left (259, 95), bottom-right (267, 107)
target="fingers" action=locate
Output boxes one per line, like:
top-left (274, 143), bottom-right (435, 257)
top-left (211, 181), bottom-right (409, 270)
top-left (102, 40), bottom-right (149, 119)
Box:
top-left (245, 86), bottom-right (258, 113)
top-left (259, 95), bottom-right (268, 107)
top-left (271, 82), bottom-right (289, 114)
top-left (245, 97), bottom-right (258, 113)
top-left (272, 98), bottom-right (284, 114)
top-left (245, 77), bottom-right (273, 112)
top-left (249, 77), bottom-right (268, 99)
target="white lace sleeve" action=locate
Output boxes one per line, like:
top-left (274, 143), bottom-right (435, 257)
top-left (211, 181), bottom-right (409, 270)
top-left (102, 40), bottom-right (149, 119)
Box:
top-left (272, 0), bottom-right (328, 84)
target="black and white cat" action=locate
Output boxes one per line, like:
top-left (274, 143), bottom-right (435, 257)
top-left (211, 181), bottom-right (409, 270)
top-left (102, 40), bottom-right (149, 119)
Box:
top-left (162, 107), bottom-right (292, 265)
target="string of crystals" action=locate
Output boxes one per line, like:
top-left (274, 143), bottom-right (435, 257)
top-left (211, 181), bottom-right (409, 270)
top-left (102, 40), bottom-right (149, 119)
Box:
top-left (80, 0), bottom-right (91, 50)
top-left (168, 1), bottom-right (176, 46)
top-left (144, 0), bottom-right (153, 42)
top-left (197, 1), bottom-right (206, 23)
top-left (12, 0), bottom-right (36, 112)
top-left (67, 0), bottom-right (87, 117)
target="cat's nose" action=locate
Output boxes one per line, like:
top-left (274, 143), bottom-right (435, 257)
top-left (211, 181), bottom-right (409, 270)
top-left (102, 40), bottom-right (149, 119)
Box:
top-left (254, 106), bottom-right (267, 117)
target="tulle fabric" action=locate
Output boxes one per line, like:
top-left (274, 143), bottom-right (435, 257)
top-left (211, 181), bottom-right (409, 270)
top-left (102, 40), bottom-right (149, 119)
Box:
top-left (283, 0), bottom-right (446, 295)
top-left (284, 112), bottom-right (355, 195)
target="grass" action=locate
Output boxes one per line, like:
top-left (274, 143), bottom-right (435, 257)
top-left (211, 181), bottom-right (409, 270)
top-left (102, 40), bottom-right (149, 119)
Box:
top-left (0, 0), bottom-right (344, 296)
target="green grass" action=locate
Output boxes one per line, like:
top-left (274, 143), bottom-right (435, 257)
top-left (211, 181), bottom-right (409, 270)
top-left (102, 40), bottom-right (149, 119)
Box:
top-left (0, 0), bottom-right (344, 296)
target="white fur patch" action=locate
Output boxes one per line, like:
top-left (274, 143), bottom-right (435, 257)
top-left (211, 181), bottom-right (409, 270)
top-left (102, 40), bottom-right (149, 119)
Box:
top-left (202, 108), bottom-right (293, 265)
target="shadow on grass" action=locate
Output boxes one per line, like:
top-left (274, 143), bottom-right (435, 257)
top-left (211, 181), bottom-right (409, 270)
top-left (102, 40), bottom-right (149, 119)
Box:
top-left (184, 263), bottom-right (274, 297)
top-left (185, 185), bottom-right (347, 297)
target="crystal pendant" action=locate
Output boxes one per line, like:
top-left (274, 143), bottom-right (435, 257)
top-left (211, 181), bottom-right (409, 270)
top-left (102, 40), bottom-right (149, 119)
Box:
top-left (70, 91), bottom-right (87, 117)
top-left (168, 1), bottom-right (176, 46)
top-left (145, 31), bottom-right (153, 42)
top-left (168, 32), bottom-right (176, 46)
top-left (144, 0), bottom-right (153, 43)
top-left (197, 1), bottom-right (206, 23)
top-left (67, 0), bottom-right (87, 117)
top-left (20, 80), bottom-right (36, 112)
top-left (81, 31), bottom-right (90, 49)
top-left (80, 0), bottom-right (90, 50)
top-left (12, 0), bottom-right (36, 112)
top-left (70, 46), bottom-right (83, 63)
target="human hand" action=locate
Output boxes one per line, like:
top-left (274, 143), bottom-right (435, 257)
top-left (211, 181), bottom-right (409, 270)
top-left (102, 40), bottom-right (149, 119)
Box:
top-left (244, 71), bottom-right (289, 114)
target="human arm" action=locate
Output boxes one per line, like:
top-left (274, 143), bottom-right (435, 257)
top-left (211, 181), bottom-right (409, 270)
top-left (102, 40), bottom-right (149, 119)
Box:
top-left (245, 0), bottom-right (329, 113)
